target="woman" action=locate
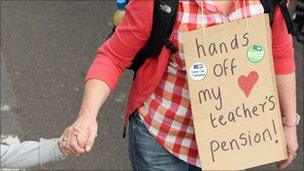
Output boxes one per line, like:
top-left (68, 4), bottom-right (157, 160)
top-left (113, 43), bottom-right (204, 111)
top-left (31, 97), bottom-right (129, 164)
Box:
top-left (60, 0), bottom-right (299, 170)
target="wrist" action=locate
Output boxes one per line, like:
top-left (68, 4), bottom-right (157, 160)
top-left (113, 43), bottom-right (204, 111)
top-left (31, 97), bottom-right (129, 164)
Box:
top-left (78, 110), bottom-right (98, 120)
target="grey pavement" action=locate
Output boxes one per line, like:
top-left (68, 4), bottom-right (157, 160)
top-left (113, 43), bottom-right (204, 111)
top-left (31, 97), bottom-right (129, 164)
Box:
top-left (0, 1), bottom-right (303, 170)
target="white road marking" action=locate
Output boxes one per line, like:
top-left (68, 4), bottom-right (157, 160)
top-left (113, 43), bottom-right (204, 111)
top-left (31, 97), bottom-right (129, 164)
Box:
top-left (1, 105), bottom-right (10, 112)
top-left (0, 135), bottom-right (21, 145)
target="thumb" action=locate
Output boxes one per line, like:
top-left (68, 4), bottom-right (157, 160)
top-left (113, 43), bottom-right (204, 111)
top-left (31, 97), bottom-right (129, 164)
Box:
top-left (85, 126), bottom-right (97, 152)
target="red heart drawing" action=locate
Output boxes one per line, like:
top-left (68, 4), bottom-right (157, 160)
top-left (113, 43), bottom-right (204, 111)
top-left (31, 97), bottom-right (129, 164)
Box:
top-left (238, 71), bottom-right (259, 97)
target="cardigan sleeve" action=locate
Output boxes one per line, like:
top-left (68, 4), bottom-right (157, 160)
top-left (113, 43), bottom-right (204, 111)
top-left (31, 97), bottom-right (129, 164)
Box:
top-left (0, 139), bottom-right (64, 168)
top-left (271, 5), bottom-right (295, 75)
top-left (85, 0), bottom-right (153, 92)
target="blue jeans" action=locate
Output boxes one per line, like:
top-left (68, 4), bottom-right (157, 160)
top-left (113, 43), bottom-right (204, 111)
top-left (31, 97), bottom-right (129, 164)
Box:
top-left (128, 111), bottom-right (201, 171)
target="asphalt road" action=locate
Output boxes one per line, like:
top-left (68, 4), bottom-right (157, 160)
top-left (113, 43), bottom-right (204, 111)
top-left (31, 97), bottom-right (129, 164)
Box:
top-left (1, 1), bottom-right (303, 170)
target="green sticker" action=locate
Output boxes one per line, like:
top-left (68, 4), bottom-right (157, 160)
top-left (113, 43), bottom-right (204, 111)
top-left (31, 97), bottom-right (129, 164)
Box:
top-left (247, 44), bottom-right (265, 63)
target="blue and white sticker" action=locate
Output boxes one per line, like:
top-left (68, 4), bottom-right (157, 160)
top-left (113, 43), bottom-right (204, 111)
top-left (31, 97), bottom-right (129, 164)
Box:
top-left (189, 62), bottom-right (207, 81)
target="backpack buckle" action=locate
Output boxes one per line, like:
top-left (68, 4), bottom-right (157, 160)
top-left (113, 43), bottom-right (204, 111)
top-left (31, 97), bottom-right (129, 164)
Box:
top-left (160, 33), bottom-right (179, 54)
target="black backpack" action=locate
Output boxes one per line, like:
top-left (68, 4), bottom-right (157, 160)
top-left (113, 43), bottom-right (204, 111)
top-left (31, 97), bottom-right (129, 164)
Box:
top-left (108, 0), bottom-right (295, 74)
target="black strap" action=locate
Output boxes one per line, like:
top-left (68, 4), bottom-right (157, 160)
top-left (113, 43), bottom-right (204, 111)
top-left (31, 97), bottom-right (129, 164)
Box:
top-left (260, 0), bottom-right (276, 25)
top-left (128, 0), bottom-right (179, 72)
top-left (146, 0), bottom-right (179, 57)
top-left (260, 0), bottom-right (295, 35)
top-left (129, 49), bottom-right (150, 78)
top-left (277, 0), bottom-right (296, 35)
top-left (106, 26), bottom-right (116, 39)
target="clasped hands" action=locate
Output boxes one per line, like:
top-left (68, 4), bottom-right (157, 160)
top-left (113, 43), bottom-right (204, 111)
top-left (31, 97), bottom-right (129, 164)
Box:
top-left (58, 115), bottom-right (98, 156)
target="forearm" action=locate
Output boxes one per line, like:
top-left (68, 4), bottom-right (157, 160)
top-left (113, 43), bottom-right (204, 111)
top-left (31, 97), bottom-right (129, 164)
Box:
top-left (78, 79), bottom-right (111, 119)
top-left (0, 139), bottom-right (64, 168)
top-left (0, 142), bottom-right (40, 168)
top-left (276, 72), bottom-right (297, 119)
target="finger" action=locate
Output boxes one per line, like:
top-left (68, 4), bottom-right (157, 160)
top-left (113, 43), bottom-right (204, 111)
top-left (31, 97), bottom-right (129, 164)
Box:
top-left (74, 126), bottom-right (84, 134)
top-left (277, 154), bottom-right (292, 169)
top-left (275, 160), bottom-right (285, 166)
top-left (73, 126), bottom-right (88, 138)
top-left (75, 126), bottom-right (89, 137)
top-left (277, 159), bottom-right (291, 169)
top-left (74, 127), bottom-right (88, 139)
top-left (58, 140), bottom-right (69, 157)
top-left (60, 127), bottom-right (75, 155)
top-left (65, 129), bottom-right (79, 156)
top-left (67, 132), bottom-right (83, 155)
top-left (60, 138), bottom-right (74, 156)
top-left (70, 132), bottom-right (86, 154)
top-left (277, 150), bottom-right (295, 169)
top-left (276, 159), bottom-right (288, 169)
top-left (85, 126), bottom-right (97, 152)
top-left (75, 134), bottom-right (87, 148)
top-left (76, 139), bottom-right (85, 148)
top-left (74, 127), bottom-right (88, 148)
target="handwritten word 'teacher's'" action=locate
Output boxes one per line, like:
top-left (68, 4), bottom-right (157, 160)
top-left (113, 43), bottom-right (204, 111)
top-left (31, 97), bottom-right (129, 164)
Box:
top-left (209, 95), bottom-right (275, 128)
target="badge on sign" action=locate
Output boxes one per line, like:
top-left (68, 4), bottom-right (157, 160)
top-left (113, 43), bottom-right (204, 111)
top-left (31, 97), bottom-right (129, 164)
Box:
top-left (189, 62), bottom-right (208, 81)
top-left (247, 44), bottom-right (265, 63)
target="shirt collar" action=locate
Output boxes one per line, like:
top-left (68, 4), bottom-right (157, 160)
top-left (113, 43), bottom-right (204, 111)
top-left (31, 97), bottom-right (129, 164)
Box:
top-left (193, 0), bottom-right (239, 15)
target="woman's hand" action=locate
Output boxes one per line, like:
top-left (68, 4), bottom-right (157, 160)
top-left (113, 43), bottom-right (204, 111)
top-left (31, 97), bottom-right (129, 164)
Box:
top-left (58, 79), bottom-right (109, 156)
top-left (59, 115), bottom-right (98, 156)
top-left (275, 126), bottom-right (298, 169)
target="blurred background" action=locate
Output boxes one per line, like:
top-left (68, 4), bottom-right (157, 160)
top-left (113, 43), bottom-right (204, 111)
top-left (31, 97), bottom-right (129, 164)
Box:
top-left (1, 1), bottom-right (303, 170)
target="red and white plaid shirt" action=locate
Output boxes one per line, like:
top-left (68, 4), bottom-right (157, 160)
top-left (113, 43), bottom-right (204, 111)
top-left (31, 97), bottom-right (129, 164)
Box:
top-left (138, 0), bottom-right (264, 167)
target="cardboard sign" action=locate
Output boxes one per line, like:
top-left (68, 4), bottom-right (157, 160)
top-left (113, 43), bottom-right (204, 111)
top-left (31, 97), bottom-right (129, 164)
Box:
top-left (183, 14), bottom-right (287, 170)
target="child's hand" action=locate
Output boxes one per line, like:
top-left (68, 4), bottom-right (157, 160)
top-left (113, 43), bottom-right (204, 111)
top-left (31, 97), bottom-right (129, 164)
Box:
top-left (73, 126), bottom-right (89, 149)
top-left (59, 126), bottom-right (86, 157)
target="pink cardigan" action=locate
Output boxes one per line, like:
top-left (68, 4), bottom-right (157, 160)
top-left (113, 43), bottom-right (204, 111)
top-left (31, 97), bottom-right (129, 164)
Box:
top-left (85, 0), bottom-right (295, 125)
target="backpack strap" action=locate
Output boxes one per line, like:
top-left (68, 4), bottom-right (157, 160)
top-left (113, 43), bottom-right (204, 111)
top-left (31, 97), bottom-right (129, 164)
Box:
top-left (260, 0), bottom-right (276, 25)
top-left (128, 0), bottom-right (179, 72)
top-left (260, 0), bottom-right (295, 35)
top-left (146, 0), bottom-right (179, 57)
top-left (277, 0), bottom-right (295, 35)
